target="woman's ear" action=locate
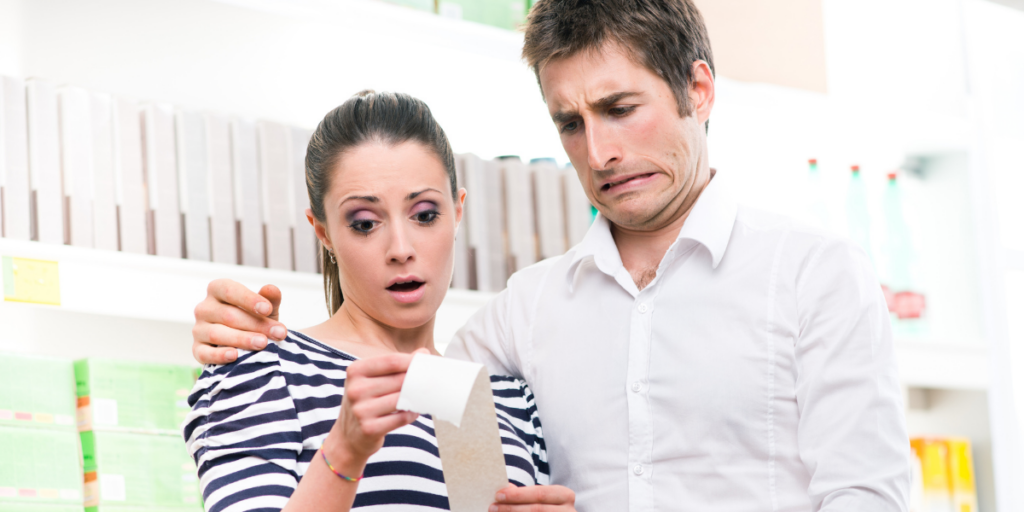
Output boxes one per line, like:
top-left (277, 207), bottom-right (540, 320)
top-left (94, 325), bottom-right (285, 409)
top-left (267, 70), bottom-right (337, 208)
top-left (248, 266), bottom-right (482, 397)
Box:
top-left (454, 188), bottom-right (467, 225)
top-left (307, 208), bottom-right (333, 252)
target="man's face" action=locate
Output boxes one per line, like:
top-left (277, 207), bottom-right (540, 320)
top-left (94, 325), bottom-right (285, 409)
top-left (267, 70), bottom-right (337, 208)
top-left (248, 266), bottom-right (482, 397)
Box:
top-left (539, 44), bottom-right (713, 232)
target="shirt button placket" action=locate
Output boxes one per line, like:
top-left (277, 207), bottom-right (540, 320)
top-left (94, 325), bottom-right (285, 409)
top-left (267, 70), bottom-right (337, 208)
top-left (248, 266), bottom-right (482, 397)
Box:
top-left (627, 295), bottom-right (654, 509)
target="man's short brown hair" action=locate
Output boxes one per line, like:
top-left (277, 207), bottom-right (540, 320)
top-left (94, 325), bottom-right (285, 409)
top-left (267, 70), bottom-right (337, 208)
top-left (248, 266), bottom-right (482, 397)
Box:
top-left (523, 0), bottom-right (715, 118)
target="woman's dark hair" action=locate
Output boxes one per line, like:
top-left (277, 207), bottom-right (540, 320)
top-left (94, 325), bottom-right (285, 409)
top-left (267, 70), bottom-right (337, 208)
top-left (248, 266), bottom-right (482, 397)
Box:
top-left (305, 90), bottom-right (458, 315)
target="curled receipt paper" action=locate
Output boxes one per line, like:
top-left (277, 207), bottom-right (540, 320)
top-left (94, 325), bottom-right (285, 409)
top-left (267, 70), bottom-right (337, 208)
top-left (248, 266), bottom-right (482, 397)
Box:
top-left (396, 354), bottom-right (508, 511)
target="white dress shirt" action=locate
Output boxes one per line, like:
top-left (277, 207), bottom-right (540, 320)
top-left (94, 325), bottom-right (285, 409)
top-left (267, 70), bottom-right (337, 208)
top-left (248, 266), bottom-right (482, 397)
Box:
top-left (446, 175), bottom-right (911, 511)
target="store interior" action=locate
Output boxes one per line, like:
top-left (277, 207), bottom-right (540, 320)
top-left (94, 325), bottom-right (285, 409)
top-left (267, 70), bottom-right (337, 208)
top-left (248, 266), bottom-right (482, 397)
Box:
top-left (1, 0), bottom-right (1023, 510)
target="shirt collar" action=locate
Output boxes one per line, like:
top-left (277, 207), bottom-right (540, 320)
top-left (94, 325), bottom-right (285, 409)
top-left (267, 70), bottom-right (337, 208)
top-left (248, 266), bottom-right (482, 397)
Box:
top-left (566, 172), bottom-right (738, 290)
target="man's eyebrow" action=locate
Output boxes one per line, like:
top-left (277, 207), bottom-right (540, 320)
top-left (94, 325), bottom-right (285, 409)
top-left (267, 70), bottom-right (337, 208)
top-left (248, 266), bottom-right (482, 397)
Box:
top-left (591, 91), bottom-right (641, 110)
top-left (552, 110), bottom-right (579, 125)
top-left (551, 91), bottom-right (642, 124)
top-left (407, 188), bottom-right (441, 200)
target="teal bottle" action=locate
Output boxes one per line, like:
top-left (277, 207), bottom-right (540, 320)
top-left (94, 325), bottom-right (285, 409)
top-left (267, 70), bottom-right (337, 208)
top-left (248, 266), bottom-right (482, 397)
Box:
top-left (845, 165), bottom-right (874, 266)
top-left (806, 159), bottom-right (830, 230)
top-left (883, 172), bottom-right (927, 336)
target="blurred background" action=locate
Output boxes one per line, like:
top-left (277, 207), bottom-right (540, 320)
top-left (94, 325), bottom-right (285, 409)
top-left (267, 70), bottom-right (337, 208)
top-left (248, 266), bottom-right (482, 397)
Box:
top-left (0, 0), bottom-right (1021, 511)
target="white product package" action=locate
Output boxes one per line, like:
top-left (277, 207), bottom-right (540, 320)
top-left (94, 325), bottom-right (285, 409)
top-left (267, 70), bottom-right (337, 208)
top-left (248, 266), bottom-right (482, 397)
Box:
top-left (396, 354), bottom-right (507, 512)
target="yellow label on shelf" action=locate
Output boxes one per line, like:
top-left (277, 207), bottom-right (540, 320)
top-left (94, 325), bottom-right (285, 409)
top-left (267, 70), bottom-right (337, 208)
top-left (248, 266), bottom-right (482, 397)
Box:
top-left (2, 256), bottom-right (61, 306)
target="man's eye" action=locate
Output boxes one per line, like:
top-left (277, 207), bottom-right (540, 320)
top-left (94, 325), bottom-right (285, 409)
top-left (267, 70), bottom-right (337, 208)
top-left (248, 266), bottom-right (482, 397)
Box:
top-left (610, 106), bottom-right (635, 116)
top-left (561, 121), bottom-right (579, 133)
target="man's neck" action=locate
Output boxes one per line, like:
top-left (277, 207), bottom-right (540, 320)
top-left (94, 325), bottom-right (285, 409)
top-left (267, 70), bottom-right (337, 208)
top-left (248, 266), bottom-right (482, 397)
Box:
top-left (611, 169), bottom-right (713, 290)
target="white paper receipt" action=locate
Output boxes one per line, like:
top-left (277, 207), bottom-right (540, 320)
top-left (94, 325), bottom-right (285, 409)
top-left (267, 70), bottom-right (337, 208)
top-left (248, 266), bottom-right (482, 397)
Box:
top-left (396, 354), bottom-right (482, 427)
top-left (396, 354), bottom-right (509, 512)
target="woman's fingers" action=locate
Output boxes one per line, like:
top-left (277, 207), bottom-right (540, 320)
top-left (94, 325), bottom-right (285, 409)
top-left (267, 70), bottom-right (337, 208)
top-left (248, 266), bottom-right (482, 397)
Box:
top-left (347, 353), bottom-right (415, 379)
top-left (345, 372), bottom-right (406, 402)
top-left (361, 410), bottom-right (420, 438)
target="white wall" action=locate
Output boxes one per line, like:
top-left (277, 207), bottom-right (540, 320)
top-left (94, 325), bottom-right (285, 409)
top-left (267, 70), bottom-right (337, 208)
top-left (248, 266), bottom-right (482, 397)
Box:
top-left (10, 0), bottom-right (568, 163)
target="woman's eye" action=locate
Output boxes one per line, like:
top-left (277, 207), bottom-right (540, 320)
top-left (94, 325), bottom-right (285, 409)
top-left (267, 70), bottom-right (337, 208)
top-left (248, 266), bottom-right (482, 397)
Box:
top-left (349, 219), bottom-right (378, 234)
top-left (415, 210), bottom-right (439, 224)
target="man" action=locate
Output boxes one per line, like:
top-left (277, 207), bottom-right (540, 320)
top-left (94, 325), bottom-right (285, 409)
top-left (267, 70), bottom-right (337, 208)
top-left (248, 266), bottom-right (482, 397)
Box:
top-left (191, 0), bottom-right (911, 510)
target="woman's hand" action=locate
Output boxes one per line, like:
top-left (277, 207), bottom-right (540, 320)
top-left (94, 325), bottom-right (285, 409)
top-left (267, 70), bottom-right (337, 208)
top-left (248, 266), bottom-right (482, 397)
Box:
top-left (490, 484), bottom-right (577, 512)
top-left (322, 351), bottom-right (423, 467)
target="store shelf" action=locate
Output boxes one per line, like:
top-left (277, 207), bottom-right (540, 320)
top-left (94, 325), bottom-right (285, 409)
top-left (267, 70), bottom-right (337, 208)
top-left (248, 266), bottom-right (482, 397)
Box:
top-left (895, 338), bottom-right (989, 391)
top-left (0, 239), bottom-right (495, 364)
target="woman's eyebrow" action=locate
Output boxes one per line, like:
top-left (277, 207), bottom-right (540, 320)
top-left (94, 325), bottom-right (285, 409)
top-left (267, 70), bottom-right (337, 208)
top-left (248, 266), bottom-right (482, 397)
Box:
top-left (340, 194), bottom-right (379, 206)
top-left (407, 188), bottom-right (441, 200)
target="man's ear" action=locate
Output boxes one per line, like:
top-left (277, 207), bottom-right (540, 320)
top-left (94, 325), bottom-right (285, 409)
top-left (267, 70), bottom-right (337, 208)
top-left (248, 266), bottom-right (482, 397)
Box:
top-left (307, 208), bottom-right (333, 253)
top-left (689, 60), bottom-right (715, 126)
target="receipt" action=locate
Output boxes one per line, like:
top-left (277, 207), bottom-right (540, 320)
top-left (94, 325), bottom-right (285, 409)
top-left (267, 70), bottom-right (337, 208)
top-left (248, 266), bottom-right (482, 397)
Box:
top-left (396, 354), bottom-right (508, 512)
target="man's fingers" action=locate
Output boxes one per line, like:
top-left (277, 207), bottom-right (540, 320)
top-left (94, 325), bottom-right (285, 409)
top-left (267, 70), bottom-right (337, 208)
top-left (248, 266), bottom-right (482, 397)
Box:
top-left (494, 485), bottom-right (575, 505)
top-left (259, 284), bottom-right (283, 322)
top-left (204, 323), bottom-right (269, 351)
top-left (192, 341), bottom-right (238, 366)
top-left (209, 279), bottom-right (275, 319)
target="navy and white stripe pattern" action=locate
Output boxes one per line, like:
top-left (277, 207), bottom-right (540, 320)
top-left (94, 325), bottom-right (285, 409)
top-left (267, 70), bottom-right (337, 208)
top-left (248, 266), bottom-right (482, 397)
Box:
top-left (183, 331), bottom-right (548, 512)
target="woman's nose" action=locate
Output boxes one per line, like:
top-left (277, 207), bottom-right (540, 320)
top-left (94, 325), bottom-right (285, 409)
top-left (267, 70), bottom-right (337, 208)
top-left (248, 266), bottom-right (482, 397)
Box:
top-left (386, 223), bottom-right (416, 264)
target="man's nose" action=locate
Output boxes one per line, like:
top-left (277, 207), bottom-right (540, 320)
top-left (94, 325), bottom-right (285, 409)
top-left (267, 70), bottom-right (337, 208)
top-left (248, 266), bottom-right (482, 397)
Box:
top-left (585, 120), bottom-right (621, 171)
top-left (386, 223), bottom-right (415, 264)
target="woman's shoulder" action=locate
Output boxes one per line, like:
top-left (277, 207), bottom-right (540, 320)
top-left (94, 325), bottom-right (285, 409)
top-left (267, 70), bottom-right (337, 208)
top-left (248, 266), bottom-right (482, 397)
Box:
top-left (187, 332), bottom-right (353, 405)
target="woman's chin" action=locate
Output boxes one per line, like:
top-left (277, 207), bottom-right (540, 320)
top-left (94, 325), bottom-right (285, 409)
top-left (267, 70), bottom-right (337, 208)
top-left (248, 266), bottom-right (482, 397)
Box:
top-left (377, 301), bottom-right (440, 330)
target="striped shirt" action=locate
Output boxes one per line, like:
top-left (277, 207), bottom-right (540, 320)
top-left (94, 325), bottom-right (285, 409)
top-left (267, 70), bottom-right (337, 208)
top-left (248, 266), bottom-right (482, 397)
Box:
top-left (183, 331), bottom-right (549, 512)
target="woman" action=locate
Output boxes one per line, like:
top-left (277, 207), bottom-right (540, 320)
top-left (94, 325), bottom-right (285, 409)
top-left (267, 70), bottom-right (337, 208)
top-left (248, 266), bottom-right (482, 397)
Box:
top-left (183, 91), bottom-right (573, 511)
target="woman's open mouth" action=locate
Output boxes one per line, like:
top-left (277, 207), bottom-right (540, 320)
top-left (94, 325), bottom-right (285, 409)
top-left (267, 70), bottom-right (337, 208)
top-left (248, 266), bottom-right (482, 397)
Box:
top-left (386, 277), bottom-right (426, 303)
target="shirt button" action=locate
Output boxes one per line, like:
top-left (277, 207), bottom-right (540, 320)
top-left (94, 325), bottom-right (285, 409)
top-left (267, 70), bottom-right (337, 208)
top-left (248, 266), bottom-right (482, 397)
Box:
top-left (638, 303), bottom-right (648, 313)
top-left (631, 381), bottom-right (642, 393)
top-left (633, 464), bottom-right (644, 475)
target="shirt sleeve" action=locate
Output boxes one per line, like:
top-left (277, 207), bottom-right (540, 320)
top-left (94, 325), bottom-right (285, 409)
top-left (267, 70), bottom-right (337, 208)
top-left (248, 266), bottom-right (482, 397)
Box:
top-left (445, 286), bottom-right (522, 378)
top-left (183, 347), bottom-right (304, 512)
top-left (794, 238), bottom-right (911, 511)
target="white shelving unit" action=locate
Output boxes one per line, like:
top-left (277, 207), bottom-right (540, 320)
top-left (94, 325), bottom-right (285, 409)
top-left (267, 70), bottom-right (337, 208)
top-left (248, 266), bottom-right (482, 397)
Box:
top-left (0, 239), bottom-right (494, 365)
top-left (2, 0), bottom-right (1022, 509)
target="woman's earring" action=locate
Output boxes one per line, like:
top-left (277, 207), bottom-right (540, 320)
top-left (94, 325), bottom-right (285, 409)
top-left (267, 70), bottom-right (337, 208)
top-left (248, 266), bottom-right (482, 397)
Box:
top-left (329, 250), bottom-right (336, 264)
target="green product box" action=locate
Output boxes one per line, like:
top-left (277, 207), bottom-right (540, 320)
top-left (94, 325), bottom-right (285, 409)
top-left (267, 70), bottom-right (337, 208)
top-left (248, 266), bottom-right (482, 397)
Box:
top-left (74, 359), bottom-right (197, 434)
top-left (381, 0), bottom-right (435, 12)
top-left (439, 0), bottom-right (527, 30)
top-left (0, 504), bottom-right (84, 512)
top-left (80, 431), bottom-right (201, 511)
top-left (0, 426), bottom-right (84, 508)
top-left (0, 353), bottom-right (77, 430)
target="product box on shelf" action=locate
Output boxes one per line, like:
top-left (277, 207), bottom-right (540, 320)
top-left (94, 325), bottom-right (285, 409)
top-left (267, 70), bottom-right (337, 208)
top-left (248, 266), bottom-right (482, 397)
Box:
top-left (80, 430), bottom-right (201, 512)
top-left (0, 425), bottom-right (84, 511)
top-left (74, 359), bottom-right (197, 434)
top-left (0, 353), bottom-right (77, 430)
top-left (910, 436), bottom-right (979, 512)
top-left (382, 0), bottom-right (435, 12)
top-left (438, 0), bottom-right (526, 30)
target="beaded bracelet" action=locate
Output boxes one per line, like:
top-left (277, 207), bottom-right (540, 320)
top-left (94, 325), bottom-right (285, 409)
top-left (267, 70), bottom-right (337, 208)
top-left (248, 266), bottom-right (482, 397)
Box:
top-left (321, 449), bottom-right (363, 482)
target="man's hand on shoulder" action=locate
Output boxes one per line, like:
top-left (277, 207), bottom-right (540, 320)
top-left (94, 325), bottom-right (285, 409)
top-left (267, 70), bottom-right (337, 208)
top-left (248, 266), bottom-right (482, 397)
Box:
top-left (192, 279), bottom-right (287, 365)
top-left (490, 484), bottom-right (576, 512)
